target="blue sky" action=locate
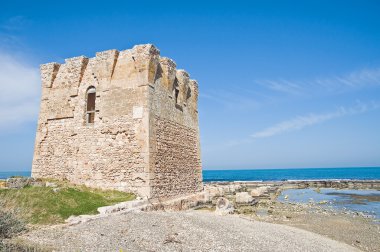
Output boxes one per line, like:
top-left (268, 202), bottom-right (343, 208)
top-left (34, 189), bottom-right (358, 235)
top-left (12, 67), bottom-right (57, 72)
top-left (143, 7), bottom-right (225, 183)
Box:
top-left (0, 0), bottom-right (380, 171)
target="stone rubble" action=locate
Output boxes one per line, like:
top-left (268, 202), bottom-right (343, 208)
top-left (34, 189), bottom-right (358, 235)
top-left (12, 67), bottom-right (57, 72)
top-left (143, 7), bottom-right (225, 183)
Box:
top-left (235, 192), bottom-right (254, 204)
top-left (215, 197), bottom-right (235, 215)
top-left (4, 177), bottom-right (44, 189)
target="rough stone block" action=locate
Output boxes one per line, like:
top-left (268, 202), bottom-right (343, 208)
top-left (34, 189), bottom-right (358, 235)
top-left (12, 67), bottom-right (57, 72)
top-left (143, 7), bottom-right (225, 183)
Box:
top-left (235, 192), bottom-right (254, 204)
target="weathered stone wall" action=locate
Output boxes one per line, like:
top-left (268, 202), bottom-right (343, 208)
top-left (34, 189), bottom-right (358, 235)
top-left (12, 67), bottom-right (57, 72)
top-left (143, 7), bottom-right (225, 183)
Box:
top-left (32, 44), bottom-right (202, 198)
top-left (148, 58), bottom-right (202, 198)
top-left (150, 118), bottom-right (202, 197)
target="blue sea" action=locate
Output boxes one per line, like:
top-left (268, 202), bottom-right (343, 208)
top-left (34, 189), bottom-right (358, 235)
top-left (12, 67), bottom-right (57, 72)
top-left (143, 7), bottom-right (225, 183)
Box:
top-left (203, 167), bottom-right (380, 182)
top-left (1, 167), bottom-right (380, 181)
top-left (278, 188), bottom-right (380, 221)
top-left (0, 171), bottom-right (31, 179)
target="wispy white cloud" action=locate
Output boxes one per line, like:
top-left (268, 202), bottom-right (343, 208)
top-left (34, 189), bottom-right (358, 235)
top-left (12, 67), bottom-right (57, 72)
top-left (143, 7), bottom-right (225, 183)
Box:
top-left (251, 101), bottom-right (380, 139)
top-left (0, 16), bottom-right (29, 50)
top-left (262, 79), bottom-right (304, 95)
top-left (203, 101), bottom-right (380, 152)
top-left (200, 89), bottom-right (261, 111)
top-left (202, 67), bottom-right (380, 113)
top-left (257, 67), bottom-right (380, 96)
top-left (1, 16), bottom-right (29, 31)
top-left (0, 50), bottom-right (40, 130)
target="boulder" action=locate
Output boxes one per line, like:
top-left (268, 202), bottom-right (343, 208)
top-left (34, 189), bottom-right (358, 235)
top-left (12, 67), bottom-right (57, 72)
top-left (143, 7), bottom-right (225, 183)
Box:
top-left (250, 186), bottom-right (269, 197)
top-left (97, 199), bottom-right (149, 214)
top-left (204, 185), bottom-right (225, 198)
top-left (215, 197), bottom-right (234, 215)
top-left (235, 192), bottom-right (254, 204)
top-left (45, 182), bottom-right (58, 188)
top-left (6, 177), bottom-right (34, 189)
top-left (226, 184), bottom-right (242, 193)
top-left (53, 188), bottom-right (61, 193)
top-left (30, 179), bottom-right (45, 187)
top-left (0, 180), bottom-right (6, 188)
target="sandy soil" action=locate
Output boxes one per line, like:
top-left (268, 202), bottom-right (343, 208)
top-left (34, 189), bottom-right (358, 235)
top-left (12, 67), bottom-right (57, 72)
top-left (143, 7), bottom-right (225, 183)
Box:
top-left (19, 211), bottom-right (359, 252)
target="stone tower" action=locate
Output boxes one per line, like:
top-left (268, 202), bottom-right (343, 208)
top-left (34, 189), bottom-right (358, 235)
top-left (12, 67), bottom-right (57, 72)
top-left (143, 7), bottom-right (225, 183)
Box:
top-left (32, 44), bottom-right (203, 198)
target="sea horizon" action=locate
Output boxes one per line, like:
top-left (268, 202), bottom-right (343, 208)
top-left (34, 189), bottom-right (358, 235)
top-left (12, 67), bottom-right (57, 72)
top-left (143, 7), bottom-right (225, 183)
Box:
top-left (203, 167), bottom-right (380, 182)
top-left (203, 166), bottom-right (380, 171)
top-left (1, 167), bottom-right (380, 181)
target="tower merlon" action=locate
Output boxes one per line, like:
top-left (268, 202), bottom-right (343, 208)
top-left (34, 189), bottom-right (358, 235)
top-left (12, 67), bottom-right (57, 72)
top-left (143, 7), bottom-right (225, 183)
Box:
top-left (132, 43), bottom-right (160, 57)
top-left (40, 62), bottom-right (61, 88)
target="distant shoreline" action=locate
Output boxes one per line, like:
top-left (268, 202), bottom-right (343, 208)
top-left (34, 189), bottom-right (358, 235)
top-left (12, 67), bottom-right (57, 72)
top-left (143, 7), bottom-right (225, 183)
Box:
top-left (205, 179), bottom-right (380, 190)
top-left (204, 179), bottom-right (380, 183)
top-left (203, 167), bottom-right (380, 182)
top-left (203, 166), bottom-right (380, 171)
top-left (1, 167), bottom-right (380, 181)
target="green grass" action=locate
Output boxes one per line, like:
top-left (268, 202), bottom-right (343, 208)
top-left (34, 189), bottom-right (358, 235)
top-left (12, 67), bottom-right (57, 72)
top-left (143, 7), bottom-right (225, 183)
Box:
top-left (0, 184), bottom-right (135, 225)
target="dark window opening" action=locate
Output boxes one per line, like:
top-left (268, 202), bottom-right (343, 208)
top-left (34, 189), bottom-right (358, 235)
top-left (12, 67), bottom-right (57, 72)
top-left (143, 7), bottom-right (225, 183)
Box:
top-left (87, 112), bottom-right (95, 124)
top-left (87, 93), bottom-right (95, 111)
top-left (86, 87), bottom-right (96, 124)
top-left (186, 87), bottom-right (191, 100)
top-left (174, 88), bottom-right (179, 104)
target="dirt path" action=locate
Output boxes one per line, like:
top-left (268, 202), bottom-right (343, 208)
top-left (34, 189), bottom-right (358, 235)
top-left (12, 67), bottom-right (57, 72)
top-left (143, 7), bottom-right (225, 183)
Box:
top-left (21, 211), bottom-right (359, 252)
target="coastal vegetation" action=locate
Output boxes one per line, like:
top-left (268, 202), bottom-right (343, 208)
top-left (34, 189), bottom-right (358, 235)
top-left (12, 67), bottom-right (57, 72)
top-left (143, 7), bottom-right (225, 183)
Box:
top-left (0, 180), bottom-right (135, 225)
top-left (0, 210), bottom-right (26, 239)
top-left (0, 179), bottom-right (135, 251)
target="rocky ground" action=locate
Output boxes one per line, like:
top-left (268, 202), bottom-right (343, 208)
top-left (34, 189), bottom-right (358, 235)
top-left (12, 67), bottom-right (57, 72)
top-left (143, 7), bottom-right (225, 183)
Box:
top-left (7, 180), bottom-right (380, 252)
top-left (249, 199), bottom-right (380, 252)
top-left (19, 210), bottom-right (358, 252)
top-left (205, 181), bottom-right (380, 252)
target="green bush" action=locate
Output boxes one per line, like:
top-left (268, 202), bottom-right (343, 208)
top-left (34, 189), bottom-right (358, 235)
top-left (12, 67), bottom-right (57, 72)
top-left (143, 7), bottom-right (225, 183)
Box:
top-left (0, 210), bottom-right (26, 239)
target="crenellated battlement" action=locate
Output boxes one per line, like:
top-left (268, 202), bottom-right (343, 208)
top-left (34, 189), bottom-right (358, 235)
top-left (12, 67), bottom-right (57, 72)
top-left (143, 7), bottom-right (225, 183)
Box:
top-left (40, 44), bottom-right (197, 107)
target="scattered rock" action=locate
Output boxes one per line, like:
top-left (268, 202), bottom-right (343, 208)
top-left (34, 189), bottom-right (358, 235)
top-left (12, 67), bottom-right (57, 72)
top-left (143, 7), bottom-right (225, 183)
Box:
top-left (250, 189), bottom-right (261, 197)
top-left (97, 199), bottom-right (149, 215)
top-left (31, 180), bottom-right (45, 187)
top-left (227, 184), bottom-right (242, 193)
top-left (206, 186), bottom-right (225, 197)
top-left (215, 197), bottom-right (234, 215)
top-left (45, 182), bottom-right (58, 188)
top-left (66, 214), bottom-right (97, 225)
top-left (204, 186), bottom-right (226, 201)
top-left (6, 177), bottom-right (34, 189)
top-left (0, 180), bottom-right (7, 188)
top-left (53, 188), bottom-right (61, 193)
top-left (250, 186), bottom-right (269, 197)
top-left (236, 192), bottom-right (254, 204)
top-left (163, 233), bottom-right (182, 244)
